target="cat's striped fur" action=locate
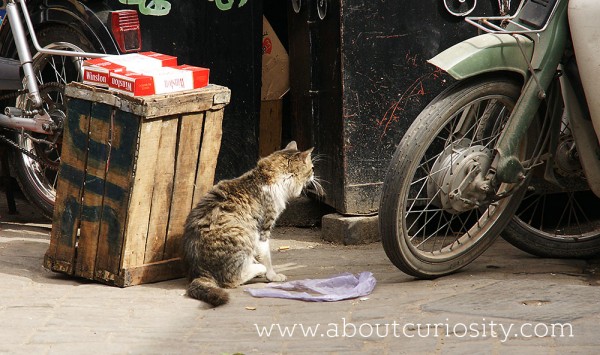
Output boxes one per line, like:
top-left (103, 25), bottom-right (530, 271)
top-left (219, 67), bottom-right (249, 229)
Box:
top-left (182, 141), bottom-right (318, 307)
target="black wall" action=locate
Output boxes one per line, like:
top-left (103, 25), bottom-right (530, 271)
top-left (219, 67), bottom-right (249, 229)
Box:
top-left (288, 0), bottom-right (515, 214)
top-left (112, 0), bottom-right (263, 181)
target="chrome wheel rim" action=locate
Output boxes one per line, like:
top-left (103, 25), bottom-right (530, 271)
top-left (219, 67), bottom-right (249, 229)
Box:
top-left (402, 94), bottom-right (522, 261)
top-left (15, 42), bottom-right (85, 207)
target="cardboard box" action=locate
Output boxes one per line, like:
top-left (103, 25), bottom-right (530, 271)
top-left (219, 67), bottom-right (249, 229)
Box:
top-left (261, 16), bottom-right (289, 101)
top-left (45, 82), bottom-right (231, 287)
top-left (260, 16), bottom-right (289, 156)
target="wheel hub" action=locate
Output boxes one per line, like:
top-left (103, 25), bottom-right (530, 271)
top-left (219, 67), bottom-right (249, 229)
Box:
top-left (554, 138), bottom-right (582, 177)
top-left (428, 139), bottom-right (493, 214)
top-left (29, 85), bottom-right (66, 170)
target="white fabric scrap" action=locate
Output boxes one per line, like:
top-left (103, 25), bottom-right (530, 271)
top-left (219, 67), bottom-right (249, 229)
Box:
top-left (245, 272), bottom-right (376, 302)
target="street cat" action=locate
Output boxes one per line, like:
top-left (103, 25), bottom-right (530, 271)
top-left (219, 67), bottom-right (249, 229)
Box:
top-left (182, 141), bottom-right (321, 307)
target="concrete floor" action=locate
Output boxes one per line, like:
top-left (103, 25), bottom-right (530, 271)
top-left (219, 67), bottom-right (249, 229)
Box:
top-left (1, 194), bottom-right (599, 354)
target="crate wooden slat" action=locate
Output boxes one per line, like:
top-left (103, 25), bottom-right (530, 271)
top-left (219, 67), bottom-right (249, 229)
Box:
top-left (163, 112), bottom-right (205, 259)
top-left (144, 118), bottom-right (178, 264)
top-left (46, 101), bottom-right (91, 275)
top-left (44, 82), bottom-right (230, 287)
top-left (75, 103), bottom-right (114, 279)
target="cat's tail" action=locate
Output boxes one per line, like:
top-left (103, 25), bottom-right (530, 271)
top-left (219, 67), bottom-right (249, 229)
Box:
top-left (187, 276), bottom-right (229, 307)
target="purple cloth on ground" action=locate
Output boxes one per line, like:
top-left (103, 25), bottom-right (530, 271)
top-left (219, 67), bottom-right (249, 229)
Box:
top-left (244, 272), bottom-right (376, 302)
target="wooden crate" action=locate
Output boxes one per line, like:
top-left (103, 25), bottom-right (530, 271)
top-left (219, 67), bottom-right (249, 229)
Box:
top-left (44, 82), bottom-right (230, 287)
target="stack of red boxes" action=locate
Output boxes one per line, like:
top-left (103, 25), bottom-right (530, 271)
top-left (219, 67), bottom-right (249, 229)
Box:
top-left (82, 52), bottom-right (210, 96)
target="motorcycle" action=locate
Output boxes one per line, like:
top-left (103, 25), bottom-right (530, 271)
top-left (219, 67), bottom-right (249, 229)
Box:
top-left (0, 0), bottom-right (141, 218)
top-left (379, 0), bottom-right (600, 278)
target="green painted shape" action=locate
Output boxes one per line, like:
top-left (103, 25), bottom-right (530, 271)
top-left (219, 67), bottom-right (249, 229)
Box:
top-left (215, 0), bottom-right (248, 11)
top-left (428, 33), bottom-right (534, 81)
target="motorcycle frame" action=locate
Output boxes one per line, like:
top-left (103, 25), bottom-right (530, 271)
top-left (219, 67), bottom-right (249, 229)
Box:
top-left (429, 0), bottom-right (600, 197)
top-left (0, 0), bottom-right (108, 134)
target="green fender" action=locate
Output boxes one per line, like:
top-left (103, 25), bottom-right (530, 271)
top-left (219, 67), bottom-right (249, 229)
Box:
top-left (428, 33), bottom-right (534, 81)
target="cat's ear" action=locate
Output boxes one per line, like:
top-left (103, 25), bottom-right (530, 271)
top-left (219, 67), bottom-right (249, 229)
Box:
top-left (299, 147), bottom-right (314, 163)
top-left (284, 141), bottom-right (298, 151)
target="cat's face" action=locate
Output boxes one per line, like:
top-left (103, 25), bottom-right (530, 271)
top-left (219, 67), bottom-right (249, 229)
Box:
top-left (259, 141), bottom-right (316, 197)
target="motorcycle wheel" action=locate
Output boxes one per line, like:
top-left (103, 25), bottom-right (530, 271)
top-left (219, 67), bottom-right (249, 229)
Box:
top-left (379, 77), bottom-right (532, 278)
top-left (8, 25), bottom-right (100, 219)
top-left (502, 122), bottom-right (600, 258)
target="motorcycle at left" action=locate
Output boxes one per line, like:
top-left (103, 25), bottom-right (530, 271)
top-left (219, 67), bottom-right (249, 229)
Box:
top-left (0, 0), bottom-right (142, 219)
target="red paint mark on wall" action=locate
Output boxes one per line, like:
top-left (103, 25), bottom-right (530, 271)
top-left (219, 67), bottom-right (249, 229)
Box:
top-left (405, 52), bottom-right (418, 67)
top-left (416, 81), bottom-right (425, 95)
top-left (377, 67), bottom-right (444, 138)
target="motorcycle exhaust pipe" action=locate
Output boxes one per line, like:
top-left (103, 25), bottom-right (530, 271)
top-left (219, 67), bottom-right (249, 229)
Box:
top-left (0, 57), bottom-right (22, 90)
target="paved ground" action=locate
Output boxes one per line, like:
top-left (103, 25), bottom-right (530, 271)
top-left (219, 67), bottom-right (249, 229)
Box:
top-left (1, 194), bottom-right (600, 354)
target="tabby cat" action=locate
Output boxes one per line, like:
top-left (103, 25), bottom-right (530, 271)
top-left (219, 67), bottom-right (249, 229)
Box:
top-left (182, 141), bottom-right (319, 307)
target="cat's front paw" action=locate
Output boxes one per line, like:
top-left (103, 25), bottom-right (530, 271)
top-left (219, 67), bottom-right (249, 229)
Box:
top-left (266, 272), bottom-right (287, 282)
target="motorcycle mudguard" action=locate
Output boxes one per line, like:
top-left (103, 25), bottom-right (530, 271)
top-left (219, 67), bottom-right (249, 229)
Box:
top-left (428, 33), bottom-right (534, 81)
top-left (561, 71), bottom-right (600, 198)
top-left (0, 57), bottom-right (22, 90)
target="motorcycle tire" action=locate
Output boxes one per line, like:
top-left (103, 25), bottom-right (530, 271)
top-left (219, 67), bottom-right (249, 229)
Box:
top-left (502, 180), bottom-right (600, 258)
top-left (379, 76), bottom-right (533, 278)
top-left (8, 25), bottom-right (101, 219)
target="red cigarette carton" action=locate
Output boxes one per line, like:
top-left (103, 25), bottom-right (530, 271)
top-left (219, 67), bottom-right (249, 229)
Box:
top-left (106, 60), bottom-right (210, 96)
top-left (104, 53), bottom-right (177, 72)
top-left (84, 52), bottom-right (177, 89)
top-left (140, 51), bottom-right (178, 67)
top-left (109, 71), bottom-right (155, 96)
top-left (109, 66), bottom-right (208, 96)
top-left (82, 58), bottom-right (126, 88)
top-left (175, 65), bottom-right (210, 89)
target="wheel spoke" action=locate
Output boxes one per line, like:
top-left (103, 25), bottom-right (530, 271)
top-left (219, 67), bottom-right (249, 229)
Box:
top-left (516, 193), bottom-right (541, 221)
